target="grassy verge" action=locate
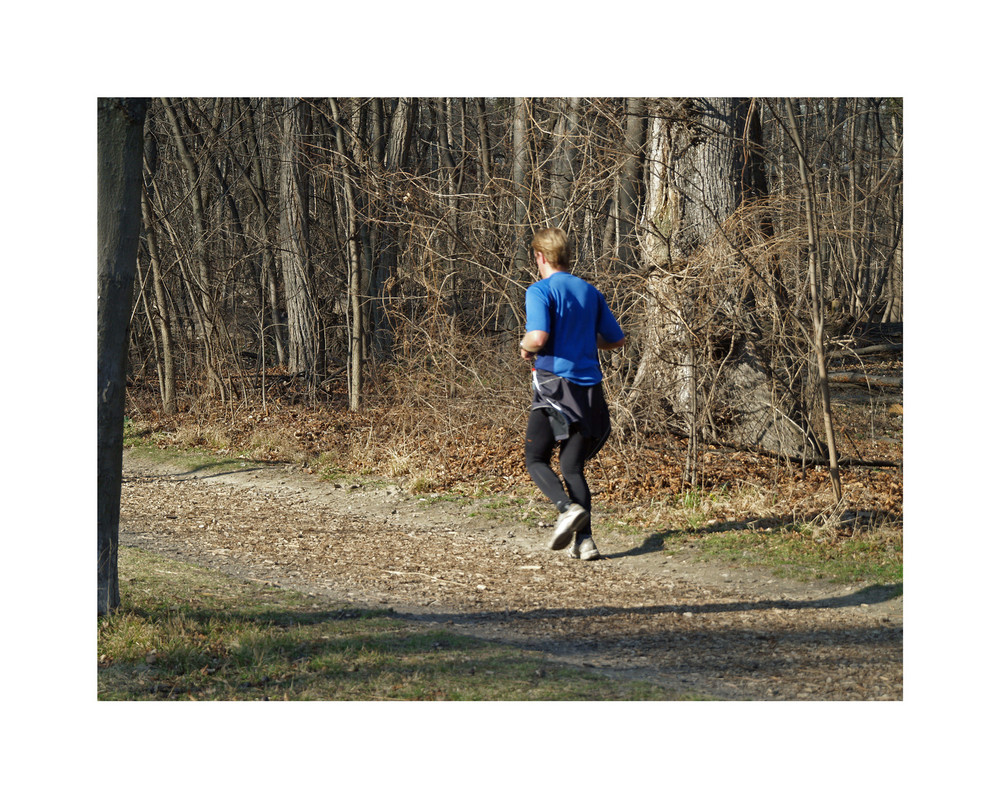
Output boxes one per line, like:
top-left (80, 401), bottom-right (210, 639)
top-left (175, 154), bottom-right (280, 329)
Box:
top-left (695, 527), bottom-right (903, 587)
top-left (605, 483), bottom-right (902, 587)
top-left (99, 547), bottom-right (693, 701)
top-left (618, 518), bottom-right (903, 587)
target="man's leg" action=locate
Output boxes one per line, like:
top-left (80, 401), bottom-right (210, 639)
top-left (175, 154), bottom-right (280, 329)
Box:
top-left (526, 410), bottom-right (588, 550)
top-left (557, 429), bottom-right (591, 513)
top-left (525, 408), bottom-right (570, 508)
top-left (560, 429), bottom-right (602, 560)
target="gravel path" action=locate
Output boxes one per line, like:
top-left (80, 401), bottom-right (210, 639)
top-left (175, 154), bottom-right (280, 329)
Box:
top-left (120, 450), bottom-right (902, 700)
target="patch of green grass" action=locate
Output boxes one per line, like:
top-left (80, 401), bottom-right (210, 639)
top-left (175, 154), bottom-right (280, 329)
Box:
top-left (674, 485), bottom-right (731, 509)
top-left (462, 496), bottom-right (538, 525)
top-left (124, 418), bottom-right (172, 449)
top-left (696, 526), bottom-right (903, 586)
top-left (600, 481), bottom-right (901, 588)
top-left (671, 485), bottom-right (734, 530)
top-left (99, 547), bottom-right (693, 701)
top-left (480, 497), bottom-right (520, 510)
top-left (468, 506), bottom-right (539, 524)
top-left (417, 494), bottom-right (471, 506)
top-left (124, 439), bottom-right (240, 471)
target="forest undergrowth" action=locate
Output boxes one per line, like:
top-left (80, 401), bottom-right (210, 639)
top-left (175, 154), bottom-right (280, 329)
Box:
top-left (124, 356), bottom-right (903, 585)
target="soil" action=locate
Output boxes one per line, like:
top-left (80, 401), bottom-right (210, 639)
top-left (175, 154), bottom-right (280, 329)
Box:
top-left (120, 448), bottom-right (902, 701)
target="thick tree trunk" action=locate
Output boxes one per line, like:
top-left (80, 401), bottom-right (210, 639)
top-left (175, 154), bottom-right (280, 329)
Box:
top-left (617, 97), bottom-right (645, 266)
top-left (635, 98), bottom-right (818, 458)
top-left (373, 98), bottom-right (415, 359)
top-left (278, 98), bottom-right (318, 383)
top-left (98, 97), bottom-right (148, 615)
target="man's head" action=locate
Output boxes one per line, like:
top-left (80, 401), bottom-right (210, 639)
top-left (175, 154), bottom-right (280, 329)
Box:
top-left (531, 227), bottom-right (571, 273)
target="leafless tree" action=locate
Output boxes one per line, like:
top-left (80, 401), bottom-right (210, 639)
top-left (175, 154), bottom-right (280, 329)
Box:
top-left (98, 97), bottom-right (148, 614)
top-left (125, 97), bottom-right (901, 481)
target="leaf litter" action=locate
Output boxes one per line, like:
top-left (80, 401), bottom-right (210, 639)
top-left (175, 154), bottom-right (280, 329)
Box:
top-left (120, 444), bottom-right (902, 701)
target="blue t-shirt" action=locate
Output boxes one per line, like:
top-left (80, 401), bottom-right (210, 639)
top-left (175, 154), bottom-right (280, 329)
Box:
top-left (525, 271), bottom-right (624, 385)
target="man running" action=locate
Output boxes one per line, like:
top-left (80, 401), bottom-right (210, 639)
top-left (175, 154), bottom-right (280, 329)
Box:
top-left (519, 227), bottom-right (626, 560)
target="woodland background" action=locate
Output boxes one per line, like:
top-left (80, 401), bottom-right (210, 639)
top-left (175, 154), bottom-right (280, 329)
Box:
top-left (124, 97), bottom-right (902, 500)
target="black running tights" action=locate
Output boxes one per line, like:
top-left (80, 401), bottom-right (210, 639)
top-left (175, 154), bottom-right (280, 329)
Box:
top-left (525, 409), bottom-right (593, 530)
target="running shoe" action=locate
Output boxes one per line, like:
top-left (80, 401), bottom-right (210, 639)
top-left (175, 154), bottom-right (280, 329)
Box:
top-left (568, 536), bottom-right (600, 560)
top-left (549, 503), bottom-right (589, 550)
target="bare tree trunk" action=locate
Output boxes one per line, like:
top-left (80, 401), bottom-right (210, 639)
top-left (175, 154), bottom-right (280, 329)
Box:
top-left (635, 98), bottom-right (818, 458)
top-left (475, 97), bottom-right (492, 183)
top-left (509, 97), bottom-right (532, 332)
top-left (238, 98), bottom-right (286, 369)
top-left (549, 97), bottom-right (580, 226)
top-left (329, 99), bottom-right (366, 410)
top-left (160, 98), bottom-right (226, 399)
top-left (432, 98), bottom-right (462, 333)
top-left (385, 98), bottom-right (415, 170)
top-left (617, 97), bottom-right (645, 267)
top-left (137, 121), bottom-right (176, 414)
top-left (98, 97), bottom-right (148, 615)
top-left (139, 185), bottom-right (176, 414)
top-left (884, 104), bottom-right (904, 323)
top-left (373, 98), bottom-right (415, 359)
top-left (278, 98), bottom-right (318, 385)
top-left (785, 99), bottom-right (842, 500)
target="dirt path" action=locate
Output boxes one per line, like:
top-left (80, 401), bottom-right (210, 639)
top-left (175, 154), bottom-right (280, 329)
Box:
top-left (119, 449), bottom-right (902, 700)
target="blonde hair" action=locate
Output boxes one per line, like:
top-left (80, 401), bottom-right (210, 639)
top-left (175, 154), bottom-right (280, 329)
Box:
top-left (531, 227), bottom-right (571, 270)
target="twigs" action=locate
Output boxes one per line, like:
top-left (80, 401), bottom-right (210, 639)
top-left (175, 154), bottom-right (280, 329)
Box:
top-left (128, 98), bottom-right (901, 499)
top-left (784, 98), bottom-right (842, 502)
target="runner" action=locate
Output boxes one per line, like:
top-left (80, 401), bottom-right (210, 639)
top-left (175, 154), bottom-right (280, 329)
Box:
top-left (519, 227), bottom-right (626, 560)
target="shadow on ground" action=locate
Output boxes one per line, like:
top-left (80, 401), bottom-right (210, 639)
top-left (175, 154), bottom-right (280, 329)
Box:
top-left (606, 511), bottom-right (902, 559)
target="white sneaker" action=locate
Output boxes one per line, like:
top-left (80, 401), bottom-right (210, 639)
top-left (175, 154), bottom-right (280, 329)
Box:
top-left (549, 503), bottom-right (589, 550)
top-left (568, 537), bottom-right (600, 561)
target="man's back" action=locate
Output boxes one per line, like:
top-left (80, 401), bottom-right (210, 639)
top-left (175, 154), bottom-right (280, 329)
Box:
top-left (525, 271), bottom-right (621, 385)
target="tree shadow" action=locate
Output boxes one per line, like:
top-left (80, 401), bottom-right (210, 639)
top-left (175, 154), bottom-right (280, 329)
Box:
top-left (605, 509), bottom-right (902, 562)
top-left (109, 575), bottom-right (901, 699)
top-left (116, 595), bottom-right (901, 701)
top-left (603, 515), bottom-right (797, 561)
top-left (407, 582), bottom-right (902, 628)
top-left (108, 603), bottom-right (508, 698)
top-left (170, 460), bottom-right (275, 480)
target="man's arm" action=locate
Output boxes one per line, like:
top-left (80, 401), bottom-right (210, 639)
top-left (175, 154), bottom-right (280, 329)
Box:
top-left (597, 332), bottom-right (626, 351)
top-left (520, 330), bottom-right (548, 359)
